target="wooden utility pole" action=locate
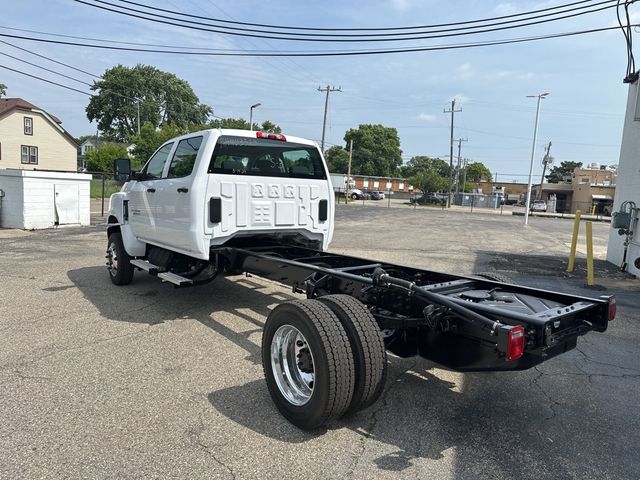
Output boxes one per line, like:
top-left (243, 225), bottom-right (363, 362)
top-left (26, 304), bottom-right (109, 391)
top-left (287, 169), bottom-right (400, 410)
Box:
top-left (537, 141), bottom-right (553, 200)
top-left (346, 139), bottom-right (353, 204)
top-left (318, 85), bottom-right (342, 154)
top-left (454, 138), bottom-right (468, 194)
top-left (444, 99), bottom-right (462, 207)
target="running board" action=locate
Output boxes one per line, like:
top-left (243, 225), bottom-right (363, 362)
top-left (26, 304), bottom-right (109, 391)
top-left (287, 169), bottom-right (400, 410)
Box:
top-left (157, 272), bottom-right (193, 286)
top-left (130, 259), bottom-right (163, 275)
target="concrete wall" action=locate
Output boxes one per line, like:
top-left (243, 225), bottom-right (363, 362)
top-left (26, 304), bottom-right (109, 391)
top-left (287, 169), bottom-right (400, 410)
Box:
top-left (0, 170), bottom-right (91, 229)
top-left (0, 110), bottom-right (77, 172)
top-left (607, 81), bottom-right (640, 277)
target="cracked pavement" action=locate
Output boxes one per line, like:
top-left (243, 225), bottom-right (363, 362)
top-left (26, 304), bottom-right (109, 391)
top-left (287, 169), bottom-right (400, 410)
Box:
top-left (0, 205), bottom-right (638, 479)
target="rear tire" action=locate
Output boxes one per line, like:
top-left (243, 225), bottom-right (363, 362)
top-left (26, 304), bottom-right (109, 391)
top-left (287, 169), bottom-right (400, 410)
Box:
top-left (474, 271), bottom-right (515, 284)
top-left (106, 232), bottom-right (134, 286)
top-left (262, 299), bottom-right (355, 430)
top-left (317, 295), bottom-right (387, 414)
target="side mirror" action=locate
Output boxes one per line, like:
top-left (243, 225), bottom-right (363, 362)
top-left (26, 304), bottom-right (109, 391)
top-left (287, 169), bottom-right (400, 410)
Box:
top-left (114, 157), bottom-right (131, 182)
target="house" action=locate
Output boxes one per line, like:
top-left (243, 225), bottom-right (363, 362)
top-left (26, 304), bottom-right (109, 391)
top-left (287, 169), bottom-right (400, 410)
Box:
top-left (77, 138), bottom-right (135, 171)
top-left (0, 98), bottom-right (78, 172)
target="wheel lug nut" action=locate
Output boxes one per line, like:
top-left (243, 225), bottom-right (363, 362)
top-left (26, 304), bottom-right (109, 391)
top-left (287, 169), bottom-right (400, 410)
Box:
top-left (296, 340), bottom-right (304, 347)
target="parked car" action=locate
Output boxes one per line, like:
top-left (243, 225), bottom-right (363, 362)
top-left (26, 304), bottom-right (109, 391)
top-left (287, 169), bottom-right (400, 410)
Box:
top-left (362, 189), bottom-right (385, 200)
top-left (530, 200), bottom-right (548, 212)
top-left (349, 189), bottom-right (370, 200)
top-left (411, 193), bottom-right (446, 205)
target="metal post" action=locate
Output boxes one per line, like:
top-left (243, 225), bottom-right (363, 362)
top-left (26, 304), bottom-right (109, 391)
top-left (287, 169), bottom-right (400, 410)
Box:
top-left (101, 174), bottom-right (105, 217)
top-left (586, 221), bottom-right (595, 286)
top-left (524, 93), bottom-right (549, 225)
top-left (567, 210), bottom-right (582, 272)
top-left (249, 103), bottom-right (261, 131)
top-left (136, 100), bottom-right (140, 135)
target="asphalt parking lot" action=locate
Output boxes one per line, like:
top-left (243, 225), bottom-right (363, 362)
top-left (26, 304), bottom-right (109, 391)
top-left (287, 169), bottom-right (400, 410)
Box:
top-left (1, 204), bottom-right (639, 479)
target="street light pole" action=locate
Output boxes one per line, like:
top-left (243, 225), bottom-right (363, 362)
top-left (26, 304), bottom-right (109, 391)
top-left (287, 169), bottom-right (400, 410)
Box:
top-left (249, 103), bottom-right (261, 131)
top-left (524, 93), bottom-right (549, 225)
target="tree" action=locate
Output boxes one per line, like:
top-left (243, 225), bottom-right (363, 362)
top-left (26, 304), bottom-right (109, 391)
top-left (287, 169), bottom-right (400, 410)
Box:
top-left (465, 162), bottom-right (492, 182)
top-left (401, 156), bottom-right (451, 179)
top-left (546, 161), bottom-right (583, 183)
top-left (260, 120), bottom-right (281, 133)
top-left (129, 122), bottom-right (184, 165)
top-left (209, 117), bottom-right (253, 130)
top-left (344, 124), bottom-right (402, 177)
top-left (85, 143), bottom-right (129, 173)
top-left (0, 83), bottom-right (6, 98)
top-left (409, 170), bottom-right (448, 194)
top-left (325, 146), bottom-right (349, 173)
top-left (86, 64), bottom-right (212, 142)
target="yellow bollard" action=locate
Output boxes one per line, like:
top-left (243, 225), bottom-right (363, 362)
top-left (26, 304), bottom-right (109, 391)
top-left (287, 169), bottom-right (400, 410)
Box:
top-left (586, 221), bottom-right (595, 286)
top-left (567, 210), bottom-right (582, 272)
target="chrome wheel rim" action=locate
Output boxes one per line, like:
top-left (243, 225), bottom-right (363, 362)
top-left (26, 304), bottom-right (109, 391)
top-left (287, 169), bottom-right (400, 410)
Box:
top-left (271, 325), bottom-right (315, 406)
top-left (107, 243), bottom-right (118, 277)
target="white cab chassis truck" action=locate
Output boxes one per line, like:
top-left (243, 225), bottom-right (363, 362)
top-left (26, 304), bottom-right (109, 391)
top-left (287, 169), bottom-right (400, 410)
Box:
top-left (106, 129), bottom-right (614, 430)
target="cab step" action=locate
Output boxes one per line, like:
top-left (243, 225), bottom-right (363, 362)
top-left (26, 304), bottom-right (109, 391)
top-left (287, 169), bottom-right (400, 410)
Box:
top-left (157, 272), bottom-right (193, 287)
top-left (130, 259), bottom-right (163, 275)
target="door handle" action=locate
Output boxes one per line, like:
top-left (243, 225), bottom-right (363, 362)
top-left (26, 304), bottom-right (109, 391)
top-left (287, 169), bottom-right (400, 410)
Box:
top-left (147, 188), bottom-right (156, 193)
top-left (177, 187), bottom-right (189, 193)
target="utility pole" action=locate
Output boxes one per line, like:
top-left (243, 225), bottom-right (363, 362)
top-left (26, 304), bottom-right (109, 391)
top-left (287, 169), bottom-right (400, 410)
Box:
top-left (454, 138), bottom-right (468, 194)
top-left (346, 139), bottom-right (353, 205)
top-left (537, 141), bottom-right (553, 200)
top-left (462, 158), bottom-right (469, 193)
top-left (318, 85), bottom-right (342, 153)
top-left (444, 99), bottom-right (462, 207)
top-left (524, 93), bottom-right (549, 225)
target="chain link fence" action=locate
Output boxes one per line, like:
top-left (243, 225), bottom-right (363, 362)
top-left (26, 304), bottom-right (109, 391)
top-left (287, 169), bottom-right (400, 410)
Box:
top-left (87, 171), bottom-right (125, 217)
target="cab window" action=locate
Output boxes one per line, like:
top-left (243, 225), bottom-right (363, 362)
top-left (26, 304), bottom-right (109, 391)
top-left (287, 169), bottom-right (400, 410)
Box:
top-left (167, 136), bottom-right (203, 178)
top-left (143, 143), bottom-right (174, 179)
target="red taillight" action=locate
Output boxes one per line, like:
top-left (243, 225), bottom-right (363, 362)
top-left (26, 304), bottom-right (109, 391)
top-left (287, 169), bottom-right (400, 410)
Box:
top-left (506, 325), bottom-right (525, 361)
top-left (608, 296), bottom-right (616, 321)
top-left (256, 132), bottom-right (286, 142)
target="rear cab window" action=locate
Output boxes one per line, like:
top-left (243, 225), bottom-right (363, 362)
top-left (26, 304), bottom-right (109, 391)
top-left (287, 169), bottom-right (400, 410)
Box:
top-left (167, 136), bottom-right (203, 178)
top-left (208, 136), bottom-right (326, 180)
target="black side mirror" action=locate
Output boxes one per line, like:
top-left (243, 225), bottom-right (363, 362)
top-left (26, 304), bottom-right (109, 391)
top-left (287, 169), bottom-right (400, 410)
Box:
top-left (114, 157), bottom-right (131, 182)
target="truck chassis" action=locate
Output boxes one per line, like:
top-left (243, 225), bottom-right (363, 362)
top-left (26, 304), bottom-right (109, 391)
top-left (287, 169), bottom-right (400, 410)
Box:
top-left (106, 229), bottom-right (614, 430)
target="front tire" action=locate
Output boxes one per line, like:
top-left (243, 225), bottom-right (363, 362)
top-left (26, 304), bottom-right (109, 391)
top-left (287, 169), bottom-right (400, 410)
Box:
top-left (262, 299), bottom-right (355, 430)
top-left (106, 232), bottom-right (134, 286)
top-left (350, 193), bottom-right (358, 200)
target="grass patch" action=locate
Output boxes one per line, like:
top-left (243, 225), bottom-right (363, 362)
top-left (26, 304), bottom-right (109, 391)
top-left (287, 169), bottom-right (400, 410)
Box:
top-left (90, 179), bottom-right (123, 198)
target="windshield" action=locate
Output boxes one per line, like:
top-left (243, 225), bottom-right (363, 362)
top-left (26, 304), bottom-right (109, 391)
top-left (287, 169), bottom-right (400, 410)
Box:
top-left (208, 135), bottom-right (326, 180)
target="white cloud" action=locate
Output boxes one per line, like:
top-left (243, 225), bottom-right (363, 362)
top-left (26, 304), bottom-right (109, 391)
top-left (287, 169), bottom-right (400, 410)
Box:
top-left (389, 0), bottom-right (420, 12)
top-left (455, 63), bottom-right (474, 80)
top-left (418, 113), bottom-right (437, 122)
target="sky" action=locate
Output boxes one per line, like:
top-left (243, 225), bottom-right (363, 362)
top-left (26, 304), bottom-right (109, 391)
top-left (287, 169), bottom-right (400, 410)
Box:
top-left (0, 0), bottom-right (636, 181)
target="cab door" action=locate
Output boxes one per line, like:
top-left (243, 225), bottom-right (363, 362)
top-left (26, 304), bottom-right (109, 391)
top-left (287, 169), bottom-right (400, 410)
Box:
top-left (153, 135), bottom-right (204, 255)
top-left (128, 142), bottom-right (174, 242)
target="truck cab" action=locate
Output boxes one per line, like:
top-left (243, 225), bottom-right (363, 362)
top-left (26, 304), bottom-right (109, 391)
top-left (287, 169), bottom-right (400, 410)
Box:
top-left (108, 129), bottom-right (334, 265)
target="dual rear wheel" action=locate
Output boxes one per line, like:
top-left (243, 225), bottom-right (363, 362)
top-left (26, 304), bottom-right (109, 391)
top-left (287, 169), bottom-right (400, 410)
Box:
top-left (262, 295), bottom-right (387, 430)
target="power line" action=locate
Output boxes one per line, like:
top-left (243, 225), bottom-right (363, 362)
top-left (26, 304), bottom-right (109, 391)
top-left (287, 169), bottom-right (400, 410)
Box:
top-left (0, 49), bottom-right (93, 86)
top-left (0, 24), bottom-right (630, 57)
top-left (74, 0), bottom-right (617, 42)
top-left (99, 0), bottom-right (605, 32)
top-left (0, 64), bottom-right (92, 96)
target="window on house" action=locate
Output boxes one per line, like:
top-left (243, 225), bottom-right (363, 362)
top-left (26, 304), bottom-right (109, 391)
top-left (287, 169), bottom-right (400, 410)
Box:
top-left (580, 177), bottom-right (590, 184)
top-left (24, 117), bottom-right (33, 135)
top-left (21, 145), bottom-right (38, 164)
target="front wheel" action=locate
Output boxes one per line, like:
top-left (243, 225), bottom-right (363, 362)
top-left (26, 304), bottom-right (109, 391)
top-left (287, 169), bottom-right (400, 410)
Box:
top-left (106, 232), bottom-right (134, 285)
top-left (350, 193), bottom-right (358, 200)
top-left (262, 299), bottom-right (355, 430)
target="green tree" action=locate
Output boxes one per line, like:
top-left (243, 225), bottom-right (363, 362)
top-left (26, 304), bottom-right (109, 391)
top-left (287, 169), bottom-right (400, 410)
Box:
top-left (0, 83), bottom-right (6, 98)
top-left (344, 124), bottom-right (402, 177)
top-left (260, 120), bottom-right (281, 133)
top-left (86, 64), bottom-right (212, 142)
top-left (325, 146), bottom-right (349, 173)
top-left (129, 122), bottom-right (184, 165)
top-left (209, 117), bottom-right (253, 130)
top-left (409, 170), bottom-right (448, 194)
top-left (85, 143), bottom-right (129, 173)
top-left (465, 162), bottom-right (493, 182)
top-left (546, 161), bottom-right (583, 183)
top-left (401, 156), bottom-right (451, 179)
